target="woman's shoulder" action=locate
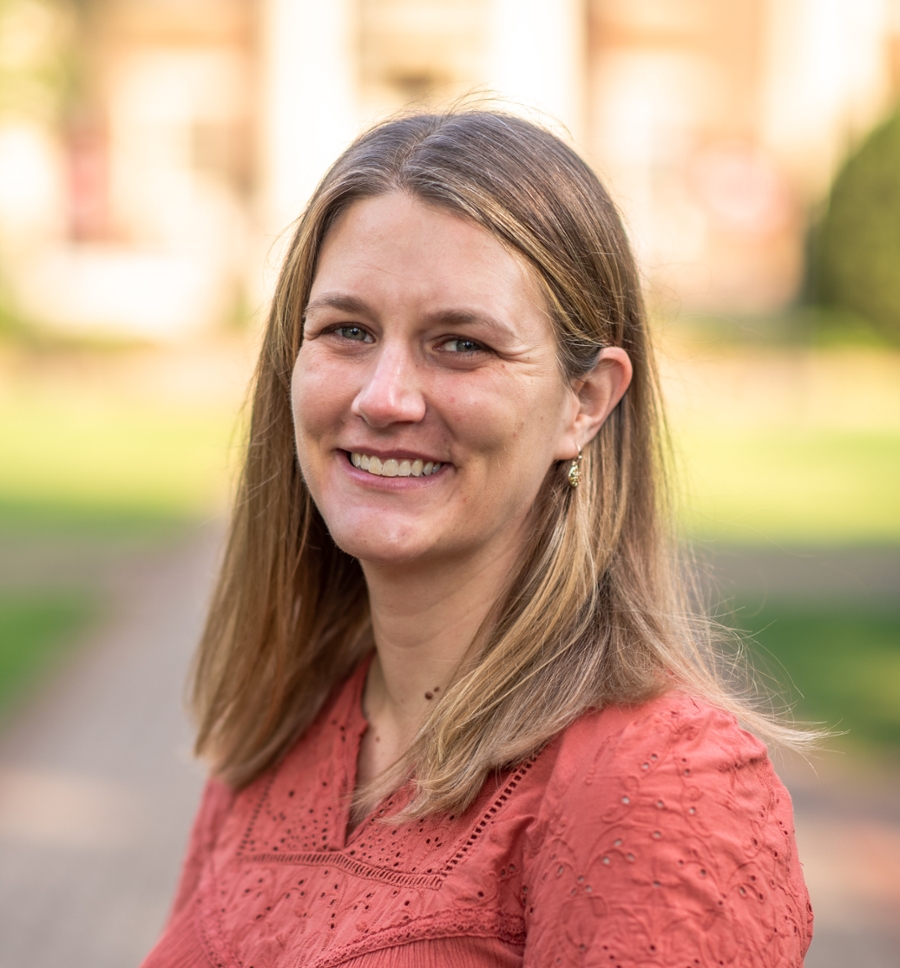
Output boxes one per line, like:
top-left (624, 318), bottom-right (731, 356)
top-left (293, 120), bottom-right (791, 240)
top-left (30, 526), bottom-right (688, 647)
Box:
top-left (557, 690), bottom-right (770, 781)
top-left (520, 691), bottom-right (813, 965)
top-left (539, 690), bottom-right (786, 829)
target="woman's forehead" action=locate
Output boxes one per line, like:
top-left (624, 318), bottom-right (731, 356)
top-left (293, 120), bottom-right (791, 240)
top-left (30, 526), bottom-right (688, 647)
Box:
top-left (307, 193), bottom-right (552, 328)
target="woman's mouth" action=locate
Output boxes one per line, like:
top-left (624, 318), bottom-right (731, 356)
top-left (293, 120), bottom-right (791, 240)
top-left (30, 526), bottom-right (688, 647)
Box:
top-left (349, 452), bottom-right (443, 478)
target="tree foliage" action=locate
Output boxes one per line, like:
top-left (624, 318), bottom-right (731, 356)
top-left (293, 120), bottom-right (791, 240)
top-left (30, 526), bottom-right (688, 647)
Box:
top-left (811, 109), bottom-right (900, 344)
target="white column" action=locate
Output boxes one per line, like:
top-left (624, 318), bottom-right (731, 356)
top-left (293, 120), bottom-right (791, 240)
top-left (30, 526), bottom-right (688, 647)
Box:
top-left (258, 0), bottom-right (358, 238)
top-left (760, 0), bottom-right (892, 195)
top-left (485, 0), bottom-right (587, 145)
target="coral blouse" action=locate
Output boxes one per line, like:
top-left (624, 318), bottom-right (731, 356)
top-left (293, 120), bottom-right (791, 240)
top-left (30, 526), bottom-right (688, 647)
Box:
top-left (141, 661), bottom-right (812, 967)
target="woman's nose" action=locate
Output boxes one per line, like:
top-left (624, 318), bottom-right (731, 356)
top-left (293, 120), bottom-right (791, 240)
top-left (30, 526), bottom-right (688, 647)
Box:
top-left (350, 342), bottom-right (426, 427)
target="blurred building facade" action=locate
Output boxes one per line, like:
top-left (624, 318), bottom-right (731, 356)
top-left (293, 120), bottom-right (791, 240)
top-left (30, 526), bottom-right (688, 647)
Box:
top-left (1, 0), bottom-right (899, 339)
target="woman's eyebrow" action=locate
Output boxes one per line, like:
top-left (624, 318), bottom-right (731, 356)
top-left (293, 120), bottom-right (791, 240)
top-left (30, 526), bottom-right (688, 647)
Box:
top-left (425, 308), bottom-right (518, 341)
top-left (303, 293), bottom-right (372, 318)
top-left (304, 297), bottom-right (519, 341)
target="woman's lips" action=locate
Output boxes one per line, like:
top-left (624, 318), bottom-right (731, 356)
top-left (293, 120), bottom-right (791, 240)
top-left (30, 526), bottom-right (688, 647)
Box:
top-left (348, 451), bottom-right (443, 478)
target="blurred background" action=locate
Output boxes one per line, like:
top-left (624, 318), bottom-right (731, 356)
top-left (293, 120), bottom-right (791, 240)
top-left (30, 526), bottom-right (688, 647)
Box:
top-left (0, 1), bottom-right (898, 965)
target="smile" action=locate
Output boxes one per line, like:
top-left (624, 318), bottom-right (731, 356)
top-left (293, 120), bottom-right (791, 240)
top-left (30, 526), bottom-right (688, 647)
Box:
top-left (349, 452), bottom-right (443, 478)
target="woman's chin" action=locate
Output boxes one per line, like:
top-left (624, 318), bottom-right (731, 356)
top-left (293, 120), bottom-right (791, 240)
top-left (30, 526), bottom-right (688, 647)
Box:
top-left (327, 521), bottom-right (440, 568)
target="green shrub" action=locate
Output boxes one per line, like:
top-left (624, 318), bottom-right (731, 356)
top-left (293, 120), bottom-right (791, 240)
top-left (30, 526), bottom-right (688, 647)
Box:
top-left (810, 109), bottom-right (900, 344)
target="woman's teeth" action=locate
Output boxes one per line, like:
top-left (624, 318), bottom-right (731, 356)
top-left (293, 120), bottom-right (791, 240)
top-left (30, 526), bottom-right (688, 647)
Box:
top-left (350, 453), bottom-right (442, 478)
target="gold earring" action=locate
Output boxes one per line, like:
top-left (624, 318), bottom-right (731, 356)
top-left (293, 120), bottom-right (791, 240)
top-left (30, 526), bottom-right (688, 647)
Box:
top-left (567, 450), bottom-right (583, 489)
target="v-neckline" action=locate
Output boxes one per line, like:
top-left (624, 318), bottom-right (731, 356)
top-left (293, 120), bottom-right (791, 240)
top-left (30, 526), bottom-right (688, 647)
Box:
top-left (336, 653), bottom-right (411, 848)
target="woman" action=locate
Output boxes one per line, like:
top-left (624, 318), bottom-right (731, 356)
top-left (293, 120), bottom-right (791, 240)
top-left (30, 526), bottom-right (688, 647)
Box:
top-left (141, 111), bottom-right (813, 967)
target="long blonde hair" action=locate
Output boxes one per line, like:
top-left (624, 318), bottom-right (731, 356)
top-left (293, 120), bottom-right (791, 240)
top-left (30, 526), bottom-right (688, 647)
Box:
top-left (193, 110), bottom-right (809, 817)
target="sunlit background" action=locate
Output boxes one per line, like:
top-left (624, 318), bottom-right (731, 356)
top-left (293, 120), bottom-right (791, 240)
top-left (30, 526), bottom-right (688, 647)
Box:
top-left (0, 1), bottom-right (898, 966)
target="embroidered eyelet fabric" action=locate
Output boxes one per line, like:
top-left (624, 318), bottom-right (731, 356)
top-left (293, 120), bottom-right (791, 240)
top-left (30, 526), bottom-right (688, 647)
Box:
top-left (141, 663), bottom-right (812, 968)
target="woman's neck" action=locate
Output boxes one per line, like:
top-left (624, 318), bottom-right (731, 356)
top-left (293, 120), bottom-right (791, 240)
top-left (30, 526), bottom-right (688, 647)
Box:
top-left (355, 532), bottom-right (525, 788)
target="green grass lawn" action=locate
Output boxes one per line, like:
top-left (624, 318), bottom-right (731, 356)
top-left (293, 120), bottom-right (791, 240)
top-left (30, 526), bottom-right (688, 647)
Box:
top-left (0, 590), bottom-right (97, 717)
top-left (678, 428), bottom-right (900, 545)
top-left (734, 599), bottom-right (900, 751)
top-left (0, 383), bottom-right (242, 713)
top-left (4, 396), bottom-right (897, 544)
top-left (0, 396), bottom-right (241, 537)
top-left (1, 350), bottom-right (898, 752)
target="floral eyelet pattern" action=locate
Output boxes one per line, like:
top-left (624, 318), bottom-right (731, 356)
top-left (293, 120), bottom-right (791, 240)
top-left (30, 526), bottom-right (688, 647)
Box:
top-left (141, 665), bottom-right (812, 968)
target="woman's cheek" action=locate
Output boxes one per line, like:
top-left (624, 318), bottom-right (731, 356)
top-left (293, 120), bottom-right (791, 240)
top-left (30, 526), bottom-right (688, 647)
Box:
top-left (293, 360), bottom-right (352, 436)
top-left (440, 380), bottom-right (523, 445)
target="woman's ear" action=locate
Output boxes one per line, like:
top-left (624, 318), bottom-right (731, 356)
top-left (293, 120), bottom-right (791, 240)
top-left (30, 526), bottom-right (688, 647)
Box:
top-left (555, 347), bottom-right (633, 461)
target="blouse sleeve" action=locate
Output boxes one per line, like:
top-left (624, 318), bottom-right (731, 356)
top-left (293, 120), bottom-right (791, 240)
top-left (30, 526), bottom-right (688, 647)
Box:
top-left (521, 695), bottom-right (813, 968)
top-left (164, 777), bottom-right (234, 924)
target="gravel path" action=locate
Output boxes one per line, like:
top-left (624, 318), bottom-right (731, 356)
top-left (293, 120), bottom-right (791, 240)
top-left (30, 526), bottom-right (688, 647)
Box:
top-left (0, 536), bottom-right (897, 966)
top-left (0, 526), bottom-right (217, 968)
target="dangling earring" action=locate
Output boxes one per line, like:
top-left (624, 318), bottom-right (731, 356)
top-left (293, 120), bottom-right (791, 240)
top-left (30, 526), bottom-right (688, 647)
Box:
top-left (567, 449), bottom-right (583, 489)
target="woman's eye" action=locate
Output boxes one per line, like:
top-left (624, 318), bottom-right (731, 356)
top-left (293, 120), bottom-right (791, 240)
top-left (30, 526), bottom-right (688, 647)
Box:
top-left (441, 338), bottom-right (484, 354)
top-left (335, 325), bottom-right (372, 342)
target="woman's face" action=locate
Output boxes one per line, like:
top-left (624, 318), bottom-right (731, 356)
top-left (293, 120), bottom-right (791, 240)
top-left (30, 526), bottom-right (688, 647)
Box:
top-left (292, 192), bottom-right (582, 570)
